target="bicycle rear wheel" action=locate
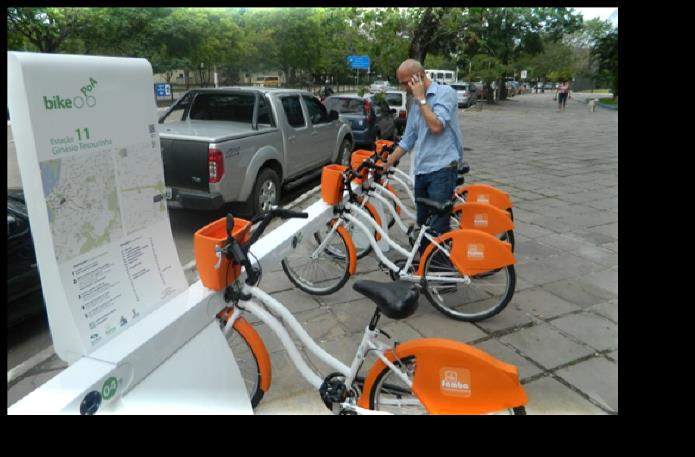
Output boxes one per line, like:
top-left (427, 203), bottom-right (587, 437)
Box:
top-left (281, 222), bottom-right (352, 295)
top-left (422, 245), bottom-right (516, 322)
top-left (368, 355), bottom-right (526, 414)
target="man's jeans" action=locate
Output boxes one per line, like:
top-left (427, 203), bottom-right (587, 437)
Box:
top-left (414, 164), bottom-right (457, 240)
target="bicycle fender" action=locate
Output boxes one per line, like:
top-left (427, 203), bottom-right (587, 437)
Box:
top-left (330, 219), bottom-right (358, 274)
top-left (455, 183), bottom-right (513, 211)
top-left (232, 317), bottom-right (272, 393)
top-left (357, 338), bottom-right (527, 414)
top-left (417, 229), bottom-right (515, 277)
top-left (452, 202), bottom-right (514, 235)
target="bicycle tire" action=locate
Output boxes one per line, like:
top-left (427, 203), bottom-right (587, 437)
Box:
top-left (421, 245), bottom-right (516, 322)
top-left (219, 316), bottom-right (267, 408)
top-left (367, 355), bottom-right (525, 415)
top-left (281, 222), bottom-right (352, 295)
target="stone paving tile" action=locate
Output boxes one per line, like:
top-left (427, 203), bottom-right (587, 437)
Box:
top-left (541, 278), bottom-right (617, 309)
top-left (549, 312), bottom-right (618, 351)
top-left (584, 269), bottom-right (618, 296)
top-left (569, 243), bottom-right (618, 268)
top-left (590, 299), bottom-right (618, 323)
top-left (269, 288), bottom-right (322, 315)
top-left (514, 239), bottom-right (565, 262)
top-left (406, 313), bottom-right (488, 343)
top-left (515, 259), bottom-right (573, 286)
top-left (523, 376), bottom-right (607, 415)
top-left (500, 324), bottom-right (594, 370)
top-left (474, 339), bottom-right (544, 381)
top-left (474, 304), bottom-right (535, 333)
top-left (511, 288), bottom-right (582, 319)
top-left (542, 253), bottom-right (607, 279)
top-left (555, 357), bottom-right (618, 413)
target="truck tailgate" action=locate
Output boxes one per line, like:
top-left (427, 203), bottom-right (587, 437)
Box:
top-left (160, 138), bottom-right (209, 191)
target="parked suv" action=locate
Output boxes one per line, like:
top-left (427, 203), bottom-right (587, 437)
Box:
top-left (325, 93), bottom-right (397, 148)
top-left (383, 90), bottom-right (409, 135)
top-left (450, 82), bottom-right (478, 108)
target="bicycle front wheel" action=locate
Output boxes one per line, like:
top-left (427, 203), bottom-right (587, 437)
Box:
top-left (422, 246), bottom-right (516, 322)
top-left (219, 317), bottom-right (266, 408)
top-left (281, 222), bottom-right (352, 295)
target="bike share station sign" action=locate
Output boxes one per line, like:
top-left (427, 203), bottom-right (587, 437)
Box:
top-left (7, 52), bottom-right (254, 414)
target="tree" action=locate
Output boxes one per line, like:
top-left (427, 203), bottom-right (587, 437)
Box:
top-left (7, 7), bottom-right (88, 53)
top-left (592, 28), bottom-right (618, 98)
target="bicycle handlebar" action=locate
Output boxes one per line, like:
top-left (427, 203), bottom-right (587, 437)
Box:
top-left (221, 206), bottom-right (308, 286)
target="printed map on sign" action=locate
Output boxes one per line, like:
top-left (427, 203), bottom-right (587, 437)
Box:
top-left (114, 142), bottom-right (167, 235)
top-left (41, 149), bottom-right (123, 264)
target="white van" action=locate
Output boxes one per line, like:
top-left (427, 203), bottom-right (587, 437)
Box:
top-left (425, 69), bottom-right (456, 85)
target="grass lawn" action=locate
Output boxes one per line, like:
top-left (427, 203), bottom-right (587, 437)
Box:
top-left (577, 89), bottom-right (612, 94)
top-left (599, 97), bottom-right (617, 106)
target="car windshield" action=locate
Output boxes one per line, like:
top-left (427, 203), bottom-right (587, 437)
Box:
top-left (373, 80), bottom-right (388, 85)
top-left (325, 97), bottom-right (365, 114)
top-left (384, 93), bottom-right (403, 105)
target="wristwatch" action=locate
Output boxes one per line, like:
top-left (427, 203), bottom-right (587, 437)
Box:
top-left (418, 99), bottom-right (427, 106)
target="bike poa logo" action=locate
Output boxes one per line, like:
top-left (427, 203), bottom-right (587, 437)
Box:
top-left (440, 367), bottom-right (471, 397)
top-left (43, 77), bottom-right (99, 110)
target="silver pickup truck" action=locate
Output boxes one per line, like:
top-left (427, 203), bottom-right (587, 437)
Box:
top-left (158, 87), bottom-right (353, 213)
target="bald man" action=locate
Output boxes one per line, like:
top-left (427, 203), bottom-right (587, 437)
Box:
top-left (384, 59), bottom-right (464, 245)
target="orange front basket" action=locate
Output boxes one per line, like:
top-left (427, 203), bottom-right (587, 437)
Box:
top-left (321, 164), bottom-right (348, 205)
top-left (194, 217), bottom-right (251, 291)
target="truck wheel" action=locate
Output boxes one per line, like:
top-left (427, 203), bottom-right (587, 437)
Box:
top-left (337, 138), bottom-right (353, 167)
top-left (251, 168), bottom-right (280, 215)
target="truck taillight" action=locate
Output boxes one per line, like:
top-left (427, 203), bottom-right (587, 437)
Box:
top-left (208, 148), bottom-right (224, 183)
top-left (399, 109), bottom-right (407, 119)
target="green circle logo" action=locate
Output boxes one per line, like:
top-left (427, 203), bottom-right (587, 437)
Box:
top-left (102, 376), bottom-right (118, 400)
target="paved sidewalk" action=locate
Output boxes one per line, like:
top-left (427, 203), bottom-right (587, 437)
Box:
top-left (254, 92), bottom-right (618, 414)
top-left (8, 92), bottom-right (618, 414)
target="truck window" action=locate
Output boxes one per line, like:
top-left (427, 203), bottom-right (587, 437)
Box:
top-left (302, 95), bottom-right (329, 125)
top-left (281, 96), bottom-right (305, 128)
top-left (188, 93), bottom-right (256, 122)
top-left (160, 92), bottom-right (193, 123)
top-left (257, 95), bottom-right (275, 126)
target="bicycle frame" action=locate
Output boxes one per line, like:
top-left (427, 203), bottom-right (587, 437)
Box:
top-left (222, 284), bottom-right (413, 414)
top-left (311, 201), bottom-right (471, 286)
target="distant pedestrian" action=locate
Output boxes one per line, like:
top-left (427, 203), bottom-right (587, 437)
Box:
top-left (557, 81), bottom-right (571, 111)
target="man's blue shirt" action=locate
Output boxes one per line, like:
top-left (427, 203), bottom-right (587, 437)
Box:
top-left (397, 81), bottom-right (464, 176)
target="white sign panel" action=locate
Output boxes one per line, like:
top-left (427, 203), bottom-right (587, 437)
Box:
top-left (521, 70), bottom-right (527, 79)
top-left (8, 52), bottom-right (188, 363)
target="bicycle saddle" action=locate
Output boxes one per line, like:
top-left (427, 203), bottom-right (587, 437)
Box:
top-left (415, 198), bottom-right (454, 214)
top-left (352, 280), bottom-right (419, 320)
top-left (458, 162), bottom-right (470, 175)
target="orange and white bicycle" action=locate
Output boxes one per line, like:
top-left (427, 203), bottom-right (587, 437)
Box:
top-left (282, 159), bottom-right (517, 322)
top-left (200, 207), bottom-right (528, 414)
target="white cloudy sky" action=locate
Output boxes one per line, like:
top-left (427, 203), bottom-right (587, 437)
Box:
top-left (573, 7), bottom-right (617, 21)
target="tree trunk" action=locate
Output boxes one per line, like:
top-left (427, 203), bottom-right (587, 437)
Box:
top-left (408, 7), bottom-right (446, 64)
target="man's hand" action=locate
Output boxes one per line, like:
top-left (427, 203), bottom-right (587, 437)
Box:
top-left (409, 73), bottom-right (426, 101)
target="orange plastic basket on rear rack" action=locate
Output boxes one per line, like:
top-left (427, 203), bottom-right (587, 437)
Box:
top-left (350, 150), bottom-right (374, 184)
top-left (321, 164), bottom-right (348, 205)
top-left (194, 217), bottom-right (251, 291)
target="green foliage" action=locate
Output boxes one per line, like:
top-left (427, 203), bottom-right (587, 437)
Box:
top-left (592, 29), bottom-right (618, 97)
top-left (6, 6), bottom-right (596, 92)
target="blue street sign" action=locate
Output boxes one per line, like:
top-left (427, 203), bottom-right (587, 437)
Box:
top-left (347, 55), bottom-right (370, 70)
top-left (154, 83), bottom-right (171, 97)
